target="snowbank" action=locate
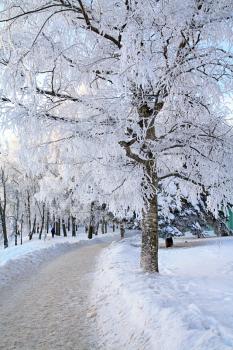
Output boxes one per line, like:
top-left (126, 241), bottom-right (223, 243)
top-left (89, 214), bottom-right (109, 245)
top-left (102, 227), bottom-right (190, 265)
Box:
top-left (92, 235), bottom-right (233, 350)
top-left (0, 231), bottom-right (120, 288)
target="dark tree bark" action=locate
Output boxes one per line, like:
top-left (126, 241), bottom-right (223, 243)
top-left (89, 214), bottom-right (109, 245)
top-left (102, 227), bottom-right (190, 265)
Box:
top-left (120, 222), bottom-right (125, 239)
top-left (71, 216), bottom-right (76, 236)
top-left (62, 219), bottom-right (67, 237)
top-left (26, 191), bottom-right (32, 235)
top-left (55, 218), bottom-right (61, 236)
top-left (95, 222), bottom-right (99, 235)
top-left (88, 202), bottom-right (95, 239)
top-left (1, 215), bottom-right (8, 248)
top-left (101, 220), bottom-right (105, 234)
top-left (88, 225), bottom-right (94, 239)
top-left (14, 193), bottom-right (19, 246)
top-left (46, 209), bottom-right (49, 234)
top-left (0, 168), bottom-right (8, 248)
top-left (29, 215), bottom-right (36, 240)
top-left (68, 216), bottom-right (70, 232)
top-left (39, 203), bottom-right (45, 239)
top-left (20, 214), bottom-right (23, 245)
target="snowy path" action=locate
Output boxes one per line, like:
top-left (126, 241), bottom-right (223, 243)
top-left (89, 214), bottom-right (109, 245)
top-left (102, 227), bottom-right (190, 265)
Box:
top-left (0, 242), bottom-right (107, 350)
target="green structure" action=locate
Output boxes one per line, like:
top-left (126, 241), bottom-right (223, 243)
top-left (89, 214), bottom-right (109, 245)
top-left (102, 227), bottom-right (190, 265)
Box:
top-left (227, 208), bottom-right (233, 230)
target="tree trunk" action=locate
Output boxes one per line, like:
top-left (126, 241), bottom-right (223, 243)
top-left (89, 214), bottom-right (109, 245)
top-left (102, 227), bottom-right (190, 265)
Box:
top-left (95, 222), bottom-right (99, 235)
top-left (53, 214), bottom-right (55, 229)
top-left (119, 95), bottom-right (161, 272)
top-left (88, 202), bottom-right (95, 239)
top-left (27, 191), bottom-right (31, 235)
top-left (39, 204), bottom-right (45, 239)
top-left (20, 214), bottom-right (23, 245)
top-left (2, 219), bottom-right (8, 248)
top-left (120, 222), bottom-right (125, 239)
top-left (101, 220), bottom-right (105, 234)
top-left (140, 194), bottom-right (159, 272)
top-left (112, 223), bottom-right (115, 232)
top-left (0, 169), bottom-right (8, 248)
top-left (62, 219), bottom-right (67, 237)
top-left (55, 218), bottom-right (61, 236)
top-left (88, 225), bottom-right (94, 239)
top-left (0, 212), bottom-right (8, 248)
top-left (104, 221), bottom-right (108, 234)
top-left (46, 209), bottom-right (49, 234)
top-left (71, 216), bottom-right (76, 236)
top-left (15, 194), bottom-right (19, 246)
top-left (29, 215), bottom-right (36, 240)
top-left (68, 216), bottom-right (70, 232)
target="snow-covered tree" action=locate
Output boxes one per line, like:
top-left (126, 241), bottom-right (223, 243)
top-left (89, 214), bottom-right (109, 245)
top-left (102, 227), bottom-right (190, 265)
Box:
top-left (1, 0), bottom-right (233, 271)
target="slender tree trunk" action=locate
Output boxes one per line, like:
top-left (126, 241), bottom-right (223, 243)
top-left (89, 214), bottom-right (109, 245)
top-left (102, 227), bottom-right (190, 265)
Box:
top-left (29, 215), bottom-right (36, 240)
top-left (101, 219), bottom-right (105, 234)
top-left (15, 194), bottom-right (19, 246)
top-left (0, 169), bottom-right (8, 248)
top-left (112, 223), bottom-right (115, 232)
top-left (141, 193), bottom-right (159, 273)
top-left (88, 202), bottom-right (95, 239)
top-left (0, 203), bottom-right (8, 248)
top-left (2, 216), bottom-right (8, 248)
top-left (88, 225), bottom-right (94, 239)
top-left (120, 222), bottom-right (125, 239)
top-left (71, 216), bottom-right (76, 236)
top-left (20, 214), bottom-right (23, 245)
top-left (46, 209), bottom-right (49, 234)
top-left (27, 191), bottom-right (31, 235)
top-left (39, 204), bottom-right (45, 239)
top-left (53, 214), bottom-right (55, 228)
top-left (62, 219), bottom-right (67, 237)
top-left (95, 222), bottom-right (99, 235)
top-left (56, 218), bottom-right (61, 236)
top-left (68, 216), bottom-right (70, 232)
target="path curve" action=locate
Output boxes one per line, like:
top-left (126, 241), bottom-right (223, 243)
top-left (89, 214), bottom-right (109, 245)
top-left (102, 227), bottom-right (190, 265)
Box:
top-left (0, 242), bottom-right (108, 350)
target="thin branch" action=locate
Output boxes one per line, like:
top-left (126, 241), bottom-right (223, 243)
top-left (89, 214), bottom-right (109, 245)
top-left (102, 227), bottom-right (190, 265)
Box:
top-left (77, 0), bottom-right (122, 49)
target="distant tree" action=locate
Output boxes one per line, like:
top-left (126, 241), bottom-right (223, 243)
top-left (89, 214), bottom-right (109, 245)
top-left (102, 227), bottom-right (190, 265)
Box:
top-left (0, 168), bottom-right (8, 248)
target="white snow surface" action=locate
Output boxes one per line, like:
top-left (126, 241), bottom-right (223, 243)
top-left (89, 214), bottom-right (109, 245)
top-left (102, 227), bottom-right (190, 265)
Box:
top-left (0, 230), bottom-right (120, 287)
top-left (92, 235), bottom-right (233, 350)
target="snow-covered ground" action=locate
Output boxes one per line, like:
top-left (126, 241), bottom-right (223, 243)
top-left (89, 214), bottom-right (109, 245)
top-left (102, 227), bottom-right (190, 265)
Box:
top-left (92, 234), bottom-right (233, 350)
top-left (0, 230), bottom-right (120, 287)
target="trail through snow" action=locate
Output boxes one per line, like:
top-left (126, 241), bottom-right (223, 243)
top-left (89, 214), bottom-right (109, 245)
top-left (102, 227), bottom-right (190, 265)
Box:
top-left (0, 242), bottom-right (106, 350)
